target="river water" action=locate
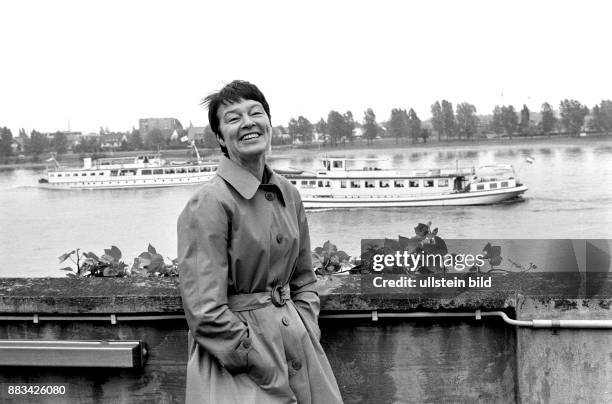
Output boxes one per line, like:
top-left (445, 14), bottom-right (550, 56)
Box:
top-left (1, 138), bottom-right (611, 277)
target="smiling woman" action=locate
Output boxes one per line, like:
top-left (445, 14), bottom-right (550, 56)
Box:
top-left (178, 81), bottom-right (343, 404)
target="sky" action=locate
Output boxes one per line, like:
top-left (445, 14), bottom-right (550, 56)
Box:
top-left (1, 0), bottom-right (611, 135)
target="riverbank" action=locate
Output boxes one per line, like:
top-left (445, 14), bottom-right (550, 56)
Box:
top-left (2, 134), bottom-right (610, 170)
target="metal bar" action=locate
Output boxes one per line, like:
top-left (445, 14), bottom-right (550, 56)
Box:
top-left (0, 340), bottom-right (145, 368)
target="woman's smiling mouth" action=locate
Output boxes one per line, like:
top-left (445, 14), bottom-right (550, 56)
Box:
top-left (240, 132), bottom-right (261, 141)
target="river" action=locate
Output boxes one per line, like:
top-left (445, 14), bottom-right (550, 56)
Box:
top-left (1, 138), bottom-right (611, 277)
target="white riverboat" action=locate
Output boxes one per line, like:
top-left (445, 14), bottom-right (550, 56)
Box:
top-left (279, 158), bottom-right (528, 208)
top-left (38, 149), bottom-right (218, 190)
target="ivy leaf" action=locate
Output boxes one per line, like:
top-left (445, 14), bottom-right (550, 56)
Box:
top-left (147, 253), bottom-right (165, 273)
top-left (83, 252), bottom-right (99, 262)
top-left (148, 244), bottom-right (157, 255)
top-left (58, 251), bottom-right (75, 263)
top-left (336, 251), bottom-right (349, 261)
top-left (103, 267), bottom-right (119, 277)
top-left (109, 246), bottom-right (122, 261)
top-left (100, 254), bottom-right (115, 264)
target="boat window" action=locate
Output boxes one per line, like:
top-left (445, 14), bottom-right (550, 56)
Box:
top-left (212, 167), bottom-right (217, 171)
top-left (325, 181), bottom-right (331, 188)
top-left (56, 174), bottom-right (62, 177)
top-left (340, 180), bottom-right (347, 188)
top-left (317, 181), bottom-right (324, 187)
top-left (290, 181), bottom-right (296, 185)
top-left (393, 180), bottom-right (404, 188)
top-left (90, 172), bottom-right (95, 176)
top-left (477, 184), bottom-right (485, 190)
top-left (409, 180), bottom-right (419, 187)
top-left (111, 170), bottom-right (118, 177)
top-left (200, 167), bottom-right (210, 172)
top-left (308, 180), bottom-right (316, 187)
top-left (365, 180), bottom-right (376, 188)
top-left (501, 181), bottom-right (508, 187)
top-left (379, 180), bottom-right (390, 188)
top-left (301, 180), bottom-right (308, 186)
top-left (153, 169), bottom-right (163, 175)
top-left (188, 167), bottom-right (198, 173)
top-left (99, 172), bottom-right (104, 176)
top-left (438, 179), bottom-right (449, 187)
top-left (490, 183), bottom-right (498, 189)
top-left (141, 170), bottom-right (152, 175)
top-left (333, 161), bottom-right (343, 169)
top-left (165, 169), bottom-right (176, 174)
top-left (176, 168), bottom-right (187, 174)
top-left (81, 173), bottom-right (87, 176)
top-left (73, 173), bottom-right (78, 177)
top-left (350, 181), bottom-right (361, 188)
top-left (424, 180), bottom-right (434, 187)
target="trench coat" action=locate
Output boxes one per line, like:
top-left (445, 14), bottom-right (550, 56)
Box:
top-left (178, 157), bottom-right (343, 404)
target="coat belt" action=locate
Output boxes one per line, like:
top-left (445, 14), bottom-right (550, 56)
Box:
top-left (228, 284), bottom-right (291, 312)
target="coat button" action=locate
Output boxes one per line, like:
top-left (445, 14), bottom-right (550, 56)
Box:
top-left (265, 192), bottom-right (275, 201)
top-left (276, 234), bottom-right (283, 243)
top-left (241, 339), bottom-right (251, 349)
top-left (282, 317), bottom-right (290, 326)
top-left (292, 360), bottom-right (302, 371)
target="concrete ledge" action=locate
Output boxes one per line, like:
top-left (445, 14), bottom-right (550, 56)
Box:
top-left (1, 273), bottom-right (610, 314)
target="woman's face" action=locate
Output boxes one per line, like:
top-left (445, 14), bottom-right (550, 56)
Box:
top-left (216, 98), bottom-right (271, 162)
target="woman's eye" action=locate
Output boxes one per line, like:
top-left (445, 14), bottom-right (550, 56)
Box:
top-left (227, 117), bottom-right (239, 123)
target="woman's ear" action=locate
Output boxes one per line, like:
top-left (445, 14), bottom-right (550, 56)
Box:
top-left (216, 134), bottom-right (226, 146)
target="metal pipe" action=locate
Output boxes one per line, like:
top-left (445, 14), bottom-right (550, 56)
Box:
top-left (2, 311), bottom-right (612, 329)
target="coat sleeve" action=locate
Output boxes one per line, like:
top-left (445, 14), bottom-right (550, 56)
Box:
top-left (289, 198), bottom-right (321, 340)
top-left (178, 190), bottom-right (252, 373)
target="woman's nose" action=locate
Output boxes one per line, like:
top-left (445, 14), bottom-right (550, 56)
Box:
top-left (241, 114), bottom-right (255, 128)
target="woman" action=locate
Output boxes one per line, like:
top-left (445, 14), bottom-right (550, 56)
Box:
top-left (178, 80), bottom-right (343, 404)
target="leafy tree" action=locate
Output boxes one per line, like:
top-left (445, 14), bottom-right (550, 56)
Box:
top-left (128, 128), bottom-right (143, 150)
top-left (406, 108), bottom-right (422, 143)
top-left (287, 118), bottom-right (299, 144)
top-left (455, 103), bottom-right (479, 140)
top-left (540, 102), bottom-right (555, 136)
top-left (430, 101), bottom-right (443, 141)
top-left (559, 99), bottom-right (589, 134)
top-left (327, 110), bottom-right (344, 146)
top-left (589, 100), bottom-right (612, 134)
top-left (52, 131), bottom-right (68, 155)
top-left (25, 130), bottom-right (48, 160)
top-left (420, 128), bottom-right (430, 143)
top-left (388, 108), bottom-right (408, 144)
top-left (519, 104), bottom-right (530, 135)
top-left (342, 111), bottom-right (355, 143)
top-left (491, 106), bottom-right (504, 135)
top-left (441, 100), bottom-right (455, 140)
top-left (315, 118), bottom-right (327, 140)
top-left (145, 128), bottom-right (166, 149)
top-left (296, 116), bottom-right (313, 143)
top-left (362, 108), bottom-right (378, 145)
top-left (0, 127), bottom-right (13, 157)
top-left (201, 125), bottom-right (218, 148)
top-left (501, 105), bottom-right (518, 138)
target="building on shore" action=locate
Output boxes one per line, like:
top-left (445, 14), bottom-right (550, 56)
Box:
top-left (138, 118), bottom-right (183, 140)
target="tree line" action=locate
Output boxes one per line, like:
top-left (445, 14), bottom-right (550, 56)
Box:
top-left (2, 99), bottom-right (611, 161)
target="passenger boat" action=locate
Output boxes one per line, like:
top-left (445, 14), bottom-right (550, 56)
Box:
top-left (280, 158), bottom-right (528, 208)
top-left (38, 143), bottom-right (218, 190)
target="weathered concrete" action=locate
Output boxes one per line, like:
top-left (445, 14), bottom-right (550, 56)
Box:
top-left (0, 274), bottom-right (611, 403)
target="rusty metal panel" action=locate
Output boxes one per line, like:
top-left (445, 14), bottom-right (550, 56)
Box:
top-left (0, 340), bottom-right (144, 368)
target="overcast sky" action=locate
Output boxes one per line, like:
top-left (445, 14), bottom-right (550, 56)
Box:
top-left (1, 0), bottom-right (611, 135)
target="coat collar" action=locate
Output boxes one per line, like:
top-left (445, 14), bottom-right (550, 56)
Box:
top-left (216, 156), bottom-right (286, 205)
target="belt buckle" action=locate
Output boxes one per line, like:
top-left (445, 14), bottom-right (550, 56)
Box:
top-left (270, 284), bottom-right (286, 307)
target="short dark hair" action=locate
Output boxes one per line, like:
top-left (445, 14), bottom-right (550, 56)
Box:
top-left (201, 80), bottom-right (271, 157)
